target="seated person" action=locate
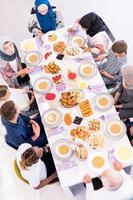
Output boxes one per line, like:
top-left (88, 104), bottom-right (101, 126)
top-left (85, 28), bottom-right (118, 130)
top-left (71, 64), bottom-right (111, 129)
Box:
top-left (0, 85), bottom-right (38, 116)
top-left (28, 0), bottom-right (56, 37)
top-left (124, 119), bottom-right (133, 146)
top-left (98, 40), bottom-right (127, 88)
top-left (83, 161), bottom-right (133, 200)
top-left (114, 64), bottom-right (133, 119)
top-left (17, 143), bottom-right (57, 189)
top-left (0, 100), bottom-right (48, 149)
top-left (0, 36), bottom-right (33, 88)
top-left (67, 12), bottom-right (115, 42)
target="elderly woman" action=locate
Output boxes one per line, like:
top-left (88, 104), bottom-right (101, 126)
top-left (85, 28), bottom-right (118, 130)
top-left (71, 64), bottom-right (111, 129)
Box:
top-left (83, 161), bottom-right (133, 200)
top-left (114, 64), bottom-right (133, 119)
top-left (0, 36), bottom-right (32, 88)
top-left (17, 143), bottom-right (57, 189)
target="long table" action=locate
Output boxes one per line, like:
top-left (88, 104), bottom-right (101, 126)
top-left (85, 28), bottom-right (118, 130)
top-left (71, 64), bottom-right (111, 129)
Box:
top-left (21, 27), bottom-right (133, 190)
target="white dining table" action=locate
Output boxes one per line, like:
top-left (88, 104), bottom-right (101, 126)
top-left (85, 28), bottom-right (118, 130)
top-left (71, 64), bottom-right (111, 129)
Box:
top-left (21, 27), bottom-right (133, 198)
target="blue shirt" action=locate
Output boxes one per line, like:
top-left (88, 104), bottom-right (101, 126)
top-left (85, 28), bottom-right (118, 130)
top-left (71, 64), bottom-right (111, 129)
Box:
top-left (2, 114), bottom-right (33, 149)
top-left (35, 0), bottom-right (56, 33)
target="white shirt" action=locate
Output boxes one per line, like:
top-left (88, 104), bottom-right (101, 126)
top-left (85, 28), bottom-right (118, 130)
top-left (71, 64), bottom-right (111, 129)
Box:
top-left (17, 143), bottom-right (47, 188)
top-left (86, 171), bottom-right (133, 200)
top-left (0, 88), bottom-right (30, 111)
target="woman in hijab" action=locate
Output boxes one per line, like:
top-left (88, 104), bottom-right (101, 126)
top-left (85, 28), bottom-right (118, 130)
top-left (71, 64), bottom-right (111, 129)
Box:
top-left (114, 64), bottom-right (133, 119)
top-left (33, 0), bottom-right (56, 35)
top-left (0, 36), bottom-right (32, 88)
top-left (68, 12), bottom-right (115, 42)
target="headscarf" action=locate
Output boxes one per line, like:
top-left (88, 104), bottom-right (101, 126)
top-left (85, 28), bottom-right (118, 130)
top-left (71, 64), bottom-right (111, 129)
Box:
top-left (122, 64), bottom-right (133, 89)
top-left (0, 36), bottom-right (19, 61)
top-left (79, 12), bottom-right (105, 37)
top-left (35, 0), bottom-right (56, 33)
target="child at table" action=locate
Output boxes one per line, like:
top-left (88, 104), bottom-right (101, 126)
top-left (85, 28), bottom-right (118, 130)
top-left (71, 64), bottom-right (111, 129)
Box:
top-left (0, 85), bottom-right (38, 116)
top-left (98, 40), bottom-right (127, 88)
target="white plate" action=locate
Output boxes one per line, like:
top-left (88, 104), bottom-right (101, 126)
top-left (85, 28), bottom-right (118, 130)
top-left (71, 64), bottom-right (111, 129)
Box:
top-left (78, 62), bottom-right (97, 79)
top-left (20, 38), bottom-right (37, 52)
top-left (42, 108), bottom-right (62, 128)
top-left (33, 77), bottom-right (53, 94)
top-left (93, 92), bottom-right (113, 111)
top-left (68, 35), bottom-right (85, 47)
top-left (105, 119), bottom-right (126, 140)
top-left (52, 138), bottom-right (73, 160)
top-left (87, 151), bottom-right (109, 173)
top-left (114, 146), bottom-right (133, 164)
top-left (24, 50), bottom-right (43, 67)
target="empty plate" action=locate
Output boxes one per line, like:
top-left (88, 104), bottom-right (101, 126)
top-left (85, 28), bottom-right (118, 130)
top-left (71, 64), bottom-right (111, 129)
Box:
top-left (33, 77), bottom-right (53, 94)
top-left (24, 50), bottom-right (43, 67)
top-left (78, 63), bottom-right (97, 79)
top-left (105, 119), bottom-right (126, 140)
top-left (52, 138), bottom-right (73, 160)
top-left (93, 92), bottom-right (113, 111)
top-left (42, 108), bottom-right (62, 128)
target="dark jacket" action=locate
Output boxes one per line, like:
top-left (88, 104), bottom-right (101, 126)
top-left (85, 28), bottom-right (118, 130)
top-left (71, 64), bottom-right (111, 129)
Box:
top-left (2, 114), bottom-right (47, 149)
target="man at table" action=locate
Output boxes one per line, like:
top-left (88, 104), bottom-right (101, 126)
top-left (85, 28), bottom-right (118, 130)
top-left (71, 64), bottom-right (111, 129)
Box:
top-left (83, 161), bottom-right (133, 200)
top-left (0, 100), bottom-right (48, 149)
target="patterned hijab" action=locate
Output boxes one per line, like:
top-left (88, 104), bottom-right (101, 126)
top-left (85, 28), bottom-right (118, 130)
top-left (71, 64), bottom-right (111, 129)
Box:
top-left (0, 36), bottom-right (19, 61)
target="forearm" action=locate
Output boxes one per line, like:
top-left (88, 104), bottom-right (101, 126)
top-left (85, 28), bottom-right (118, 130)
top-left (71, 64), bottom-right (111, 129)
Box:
top-left (122, 102), bottom-right (133, 109)
top-left (34, 171), bottom-right (57, 189)
top-left (114, 92), bottom-right (121, 100)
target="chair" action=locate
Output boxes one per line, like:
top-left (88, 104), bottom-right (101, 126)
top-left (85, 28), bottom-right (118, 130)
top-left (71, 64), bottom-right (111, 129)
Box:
top-left (13, 159), bottom-right (29, 184)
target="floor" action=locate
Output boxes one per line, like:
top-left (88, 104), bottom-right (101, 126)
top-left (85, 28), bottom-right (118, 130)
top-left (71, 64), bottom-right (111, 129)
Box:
top-left (0, 0), bottom-right (133, 199)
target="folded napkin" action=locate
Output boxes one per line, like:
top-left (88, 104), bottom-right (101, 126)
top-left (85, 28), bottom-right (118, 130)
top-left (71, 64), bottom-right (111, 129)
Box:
top-left (57, 160), bottom-right (77, 171)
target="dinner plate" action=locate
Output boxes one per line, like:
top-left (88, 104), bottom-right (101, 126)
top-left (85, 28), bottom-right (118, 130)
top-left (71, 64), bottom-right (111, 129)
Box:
top-left (21, 39), bottom-right (37, 52)
top-left (24, 50), bottom-right (43, 67)
top-left (87, 151), bottom-right (109, 173)
top-left (33, 77), bottom-right (53, 94)
top-left (68, 35), bottom-right (85, 47)
top-left (114, 146), bottom-right (133, 164)
top-left (78, 63), bottom-right (97, 79)
top-left (52, 138), bottom-right (73, 160)
top-left (42, 108), bottom-right (62, 128)
top-left (105, 119), bottom-right (126, 140)
top-left (93, 92), bottom-right (114, 111)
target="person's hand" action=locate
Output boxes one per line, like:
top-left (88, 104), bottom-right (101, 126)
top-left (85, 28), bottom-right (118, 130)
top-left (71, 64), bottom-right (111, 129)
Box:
top-left (30, 119), bottom-right (40, 137)
top-left (67, 27), bottom-right (76, 33)
top-left (83, 174), bottom-right (92, 184)
top-left (100, 70), bottom-right (108, 76)
top-left (113, 160), bottom-right (123, 171)
top-left (130, 126), bottom-right (133, 137)
top-left (81, 47), bottom-right (91, 52)
top-left (114, 97), bottom-right (118, 104)
top-left (115, 104), bottom-right (123, 109)
top-left (34, 28), bottom-right (43, 37)
top-left (95, 54), bottom-right (107, 62)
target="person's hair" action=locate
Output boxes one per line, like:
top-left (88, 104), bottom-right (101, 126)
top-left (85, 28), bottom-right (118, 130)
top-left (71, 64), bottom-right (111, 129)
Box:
top-left (0, 100), bottom-right (17, 121)
top-left (112, 40), bottom-right (127, 54)
top-left (0, 85), bottom-right (8, 99)
top-left (101, 169), bottom-right (123, 191)
top-left (20, 147), bottom-right (39, 170)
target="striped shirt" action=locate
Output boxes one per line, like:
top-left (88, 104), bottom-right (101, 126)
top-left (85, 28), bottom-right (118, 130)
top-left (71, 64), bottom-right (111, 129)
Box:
top-left (99, 50), bottom-right (127, 84)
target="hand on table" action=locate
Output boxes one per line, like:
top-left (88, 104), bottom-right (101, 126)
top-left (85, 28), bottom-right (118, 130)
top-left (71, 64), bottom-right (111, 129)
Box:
top-left (83, 174), bottom-right (92, 184)
top-left (113, 160), bottom-right (123, 171)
